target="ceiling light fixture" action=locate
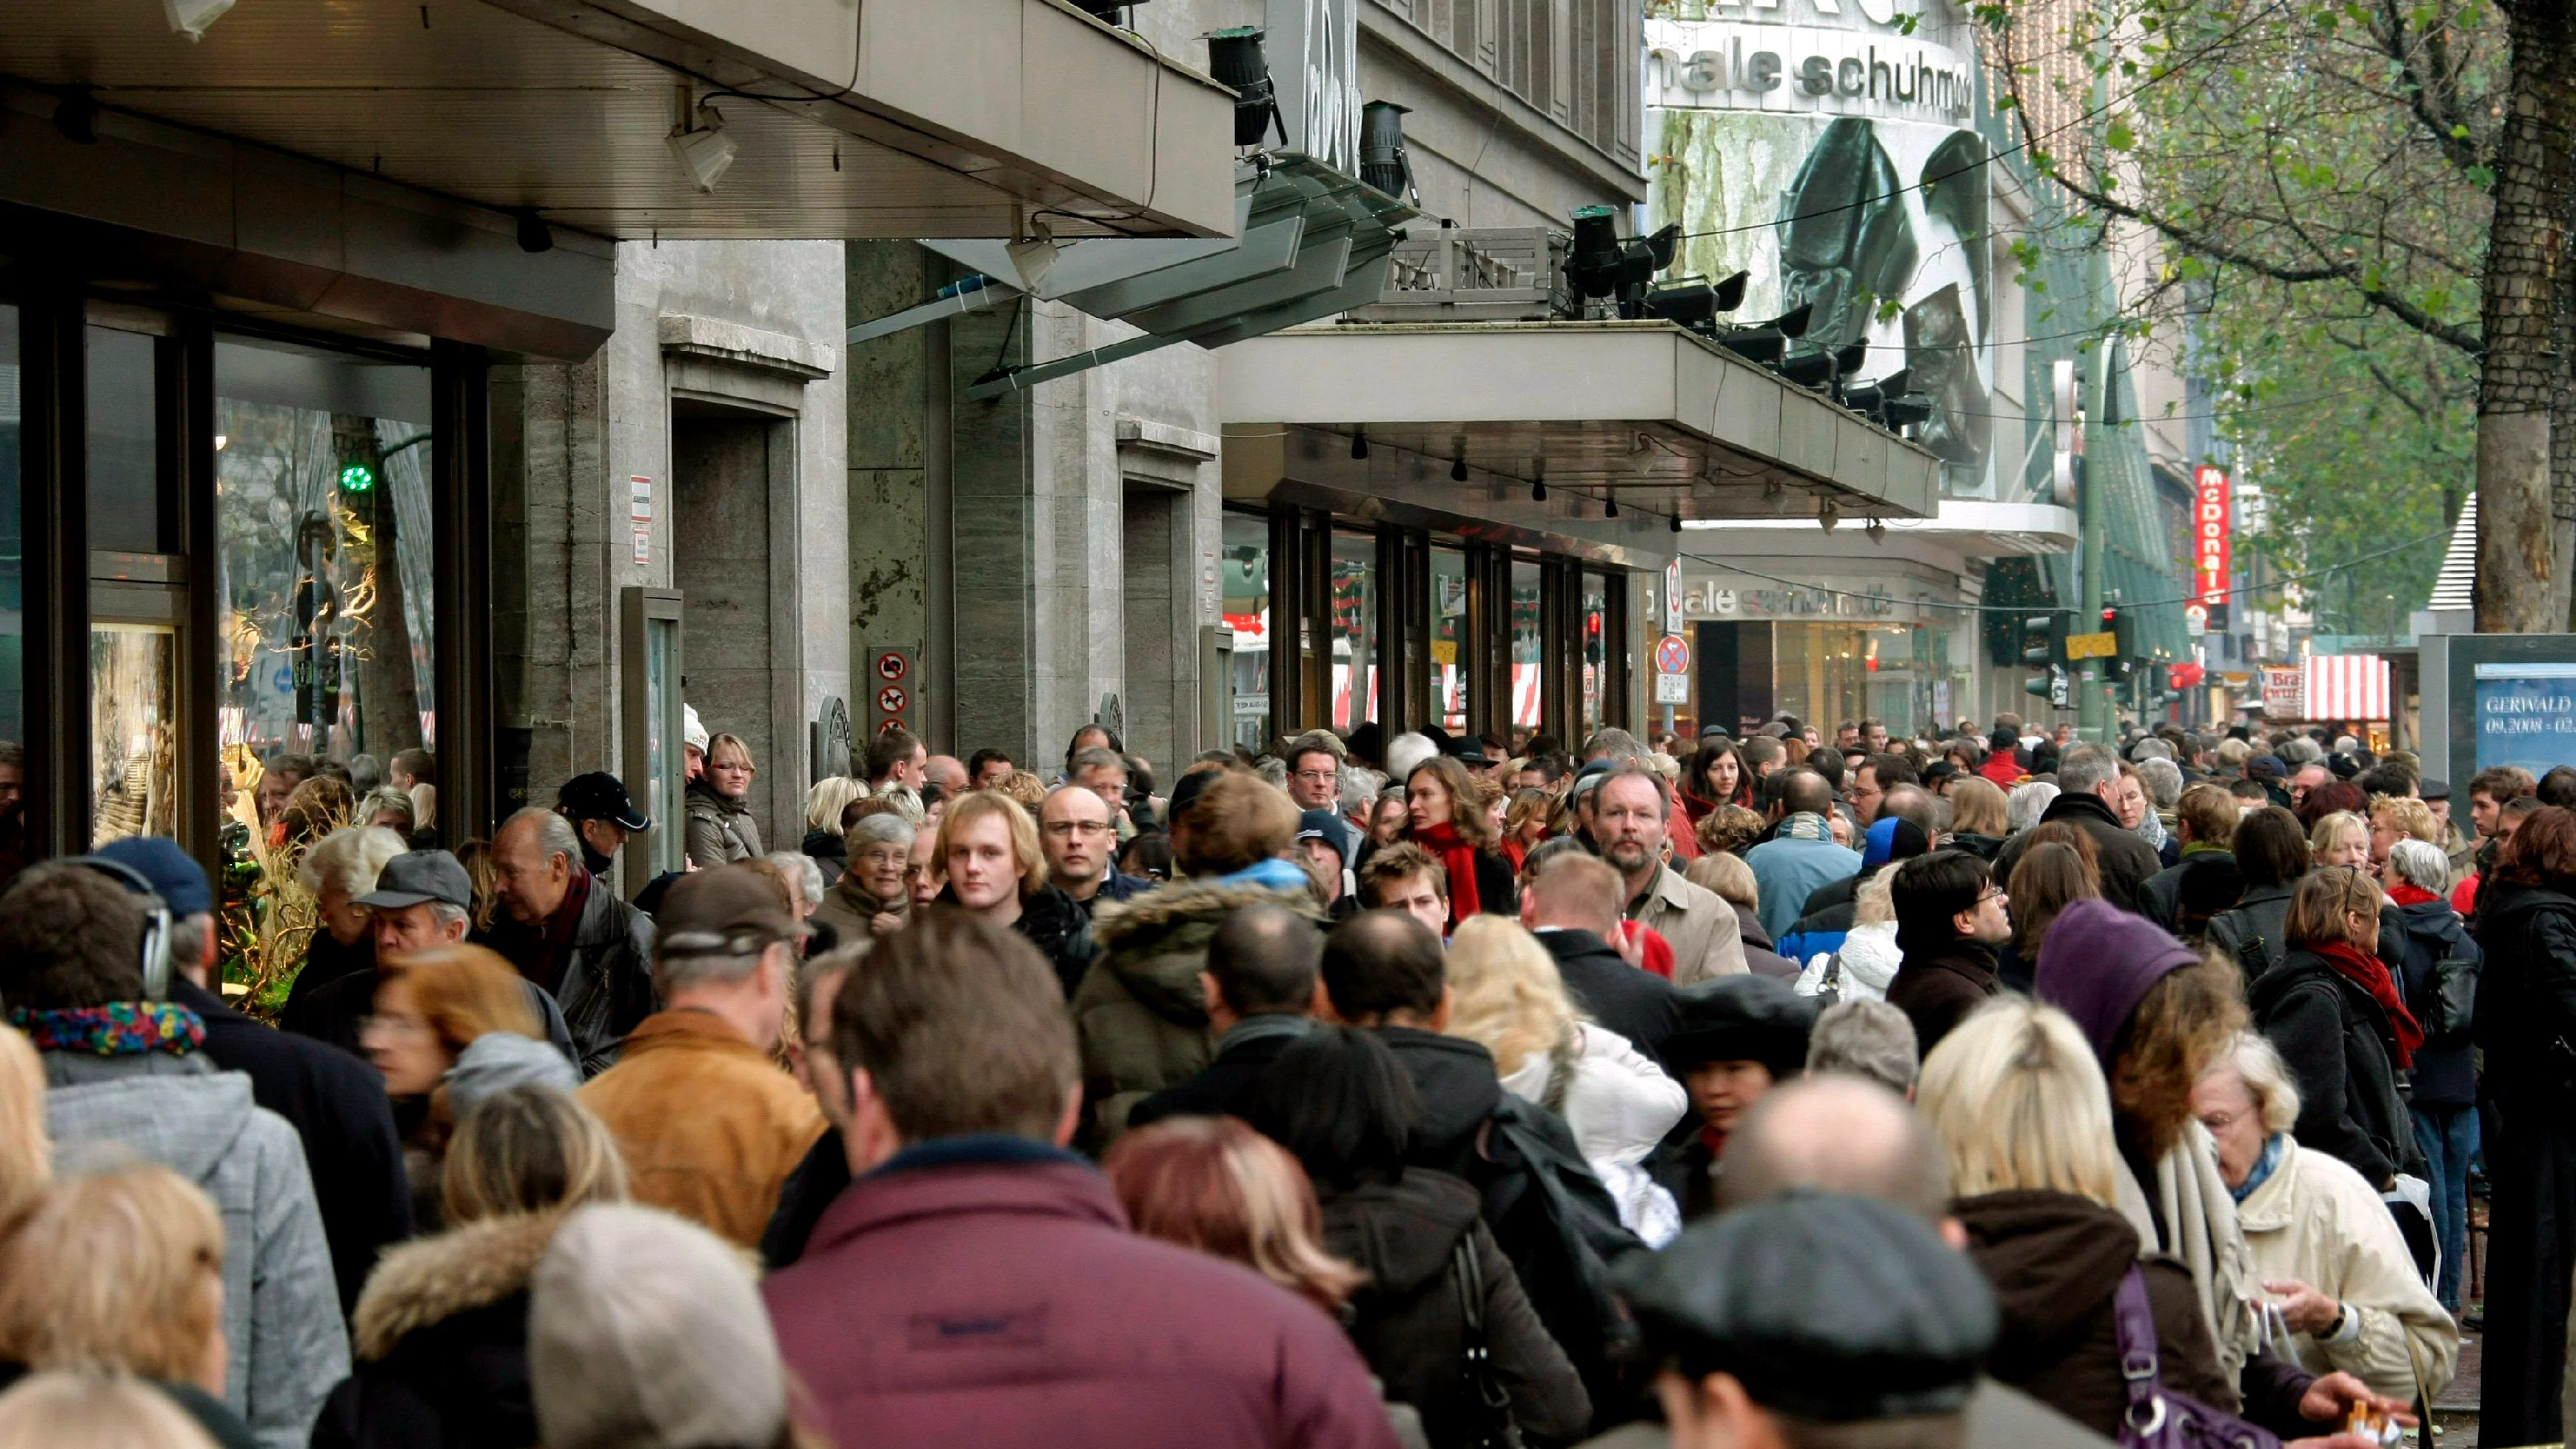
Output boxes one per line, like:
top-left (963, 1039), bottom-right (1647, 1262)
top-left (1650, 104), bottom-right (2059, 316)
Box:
top-left (1605, 495), bottom-right (1619, 518)
top-left (1451, 456), bottom-right (1469, 483)
top-left (1866, 516), bottom-right (1886, 543)
top-left (1669, 513), bottom-right (1683, 534)
top-left (1531, 477), bottom-right (1547, 503)
top-left (667, 102), bottom-right (737, 194)
top-left (1351, 428), bottom-right (1370, 461)
top-left (163, 0), bottom-right (233, 40)
top-left (53, 88), bottom-right (98, 145)
top-left (515, 210), bottom-right (554, 255)
top-left (1005, 220), bottom-right (1058, 292)
top-left (1818, 497), bottom-right (1841, 533)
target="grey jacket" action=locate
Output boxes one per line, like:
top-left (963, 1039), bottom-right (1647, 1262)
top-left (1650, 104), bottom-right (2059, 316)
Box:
top-left (45, 1052), bottom-right (350, 1449)
top-left (684, 782), bottom-right (762, 868)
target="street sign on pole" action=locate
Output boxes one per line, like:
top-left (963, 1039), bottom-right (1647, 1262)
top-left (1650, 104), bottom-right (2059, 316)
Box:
top-left (2065, 630), bottom-right (2119, 662)
top-left (1655, 634), bottom-right (1691, 676)
top-left (1664, 558), bottom-right (1685, 636)
top-left (1655, 674), bottom-right (1688, 704)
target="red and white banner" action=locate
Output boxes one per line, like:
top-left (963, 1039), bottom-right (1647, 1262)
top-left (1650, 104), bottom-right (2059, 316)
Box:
top-left (2192, 466), bottom-right (2230, 612)
top-left (2304, 654), bottom-right (2390, 721)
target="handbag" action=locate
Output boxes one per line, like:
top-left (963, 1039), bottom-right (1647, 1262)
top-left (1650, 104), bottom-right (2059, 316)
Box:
top-left (2111, 1266), bottom-right (2279, 1449)
top-left (1450, 1233), bottom-right (1526, 1449)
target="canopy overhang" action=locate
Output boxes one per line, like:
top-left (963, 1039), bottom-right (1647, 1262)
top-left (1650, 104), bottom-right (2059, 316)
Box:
top-left (1217, 322), bottom-right (1943, 541)
top-left (0, 0), bottom-right (1239, 242)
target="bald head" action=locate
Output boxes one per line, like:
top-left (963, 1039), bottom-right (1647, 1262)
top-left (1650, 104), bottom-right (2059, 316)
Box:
top-left (1716, 1074), bottom-right (1949, 1223)
top-left (1205, 903), bottom-right (1322, 1017)
top-left (1524, 851), bottom-right (1623, 935)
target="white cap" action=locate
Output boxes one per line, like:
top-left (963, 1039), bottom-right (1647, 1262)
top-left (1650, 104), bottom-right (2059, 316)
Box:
top-left (683, 704), bottom-right (709, 754)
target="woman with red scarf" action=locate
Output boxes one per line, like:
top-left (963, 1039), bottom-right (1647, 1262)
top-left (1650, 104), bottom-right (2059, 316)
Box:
top-left (1401, 755), bottom-right (1516, 929)
top-left (1674, 739), bottom-right (1752, 832)
top-left (2248, 865), bottom-right (2425, 1192)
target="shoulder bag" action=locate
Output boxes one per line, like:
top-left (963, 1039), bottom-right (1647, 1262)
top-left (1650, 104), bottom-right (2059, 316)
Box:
top-left (1451, 1233), bottom-right (1526, 1449)
top-left (2111, 1265), bottom-right (2279, 1449)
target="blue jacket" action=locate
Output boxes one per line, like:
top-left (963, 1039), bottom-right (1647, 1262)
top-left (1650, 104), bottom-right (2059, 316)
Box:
top-left (1744, 825), bottom-right (1863, 941)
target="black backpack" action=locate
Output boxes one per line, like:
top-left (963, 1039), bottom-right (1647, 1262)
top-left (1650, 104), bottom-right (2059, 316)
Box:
top-left (2207, 906), bottom-right (2280, 985)
top-left (2407, 915), bottom-right (2480, 1045)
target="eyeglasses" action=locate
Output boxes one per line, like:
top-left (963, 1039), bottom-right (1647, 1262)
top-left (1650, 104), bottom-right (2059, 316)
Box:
top-left (2198, 1107), bottom-right (2246, 1135)
top-left (1044, 821), bottom-right (1114, 839)
top-left (1975, 886), bottom-right (2008, 906)
top-left (358, 1015), bottom-right (430, 1040)
top-left (1292, 768), bottom-right (1337, 784)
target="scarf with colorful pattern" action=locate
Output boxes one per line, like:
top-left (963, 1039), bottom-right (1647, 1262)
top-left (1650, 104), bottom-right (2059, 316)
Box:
top-left (10, 1002), bottom-right (205, 1056)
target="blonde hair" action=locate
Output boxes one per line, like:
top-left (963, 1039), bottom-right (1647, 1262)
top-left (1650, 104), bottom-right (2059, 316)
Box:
top-left (378, 945), bottom-right (542, 1057)
top-left (1102, 1116), bottom-right (1367, 1315)
top-left (1853, 863), bottom-right (1900, 927)
top-left (0, 1166), bottom-right (227, 1392)
top-left (1685, 849), bottom-right (1758, 910)
top-left (0, 1026), bottom-right (47, 1220)
top-left (2368, 795), bottom-right (2438, 845)
top-left (804, 775), bottom-right (869, 835)
top-left (2204, 1030), bottom-right (2302, 1136)
top-left (297, 823), bottom-right (411, 898)
top-left (442, 1085), bottom-right (630, 1225)
top-left (2308, 809), bottom-right (2368, 861)
top-left (1918, 999), bottom-right (2120, 1208)
top-left (1947, 777), bottom-right (2009, 837)
top-left (704, 732), bottom-right (755, 773)
top-left (936, 790), bottom-right (1048, 897)
top-left (1443, 915), bottom-right (1582, 1078)
top-left (0, 1371), bottom-right (220, 1449)
top-left (995, 770), bottom-right (1049, 811)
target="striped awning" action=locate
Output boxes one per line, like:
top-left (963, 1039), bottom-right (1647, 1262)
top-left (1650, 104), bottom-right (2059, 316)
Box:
top-left (2304, 654), bottom-right (2391, 720)
top-left (2427, 494), bottom-right (2476, 612)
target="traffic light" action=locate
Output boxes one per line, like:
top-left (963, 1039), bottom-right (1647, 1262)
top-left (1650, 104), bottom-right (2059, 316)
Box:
top-left (2019, 612), bottom-right (2068, 700)
top-left (2103, 604), bottom-right (2137, 661)
top-left (338, 462), bottom-right (375, 494)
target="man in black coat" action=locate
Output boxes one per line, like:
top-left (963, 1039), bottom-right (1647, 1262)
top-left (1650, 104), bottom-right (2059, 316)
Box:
top-left (98, 837), bottom-right (413, 1317)
top-left (1126, 904), bottom-right (1319, 1129)
top-left (1518, 850), bottom-right (1679, 1057)
top-left (1991, 744), bottom-right (2164, 912)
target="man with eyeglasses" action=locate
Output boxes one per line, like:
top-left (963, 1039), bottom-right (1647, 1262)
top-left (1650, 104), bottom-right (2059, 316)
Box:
top-left (1282, 733), bottom-right (1359, 862)
top-left (1883, 851), bottom-right (2009, 1058)
top-left (1040, 783), bottom-right (1147, 918)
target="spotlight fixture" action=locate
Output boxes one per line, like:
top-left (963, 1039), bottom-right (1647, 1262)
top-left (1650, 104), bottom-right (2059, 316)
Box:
top-left (1359, 102), bottom-right (1417, 202)
top-left (163, 0), bottom-right (234, 40)
top-left (1881, 394), bottom-right (1936, 429)
top-left (54, 87), bottom-right (98, 145)
top-left (1763, 478), bottom-right (1785, 503)
top-left (1351, 428), bottom-right (1370, 461)
top-left (1006, 221), bottom-right (1059, 292)
top-left (1067, 0), bottom-right (1143, 18)
top-left (1775, 347), bottom-right (1836, 389)
top-left (1866, 516), bottom-right (1887, 543)
top-left (1568, 207), bottom-right (1682, 317)
top-left (1627, 435), bottom-right (1658, 475)
top-left (1721, 301), bottom-right (1819, 369)
top-left (1842, 367), bottom-right (1911, 420)
top-left (1818, 497), bottom-right (1841, 533)
top-left (1206, 28), bottom-right (1285, 147)
top-left (667, 103), bottom-right (737, 193)
top-left (514, 210), bottom-right (554, 255)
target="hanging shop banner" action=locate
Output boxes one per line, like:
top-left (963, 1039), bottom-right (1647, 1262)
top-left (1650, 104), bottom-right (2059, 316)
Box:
top-left (2192, 466), bottom-right (2230, 631)
top-left (2260, 665), bottom-right (2304, 718)
top-left (1647, 0), bottom-right (1994, 490)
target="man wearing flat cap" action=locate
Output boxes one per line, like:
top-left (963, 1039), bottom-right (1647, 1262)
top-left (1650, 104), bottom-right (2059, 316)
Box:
top-left (578, 865), bottom-right (825, 1247)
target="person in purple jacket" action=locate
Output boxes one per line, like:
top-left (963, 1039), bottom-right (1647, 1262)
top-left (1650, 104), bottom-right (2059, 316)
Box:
top-left (762, 909), bottom-right (1400, 1449)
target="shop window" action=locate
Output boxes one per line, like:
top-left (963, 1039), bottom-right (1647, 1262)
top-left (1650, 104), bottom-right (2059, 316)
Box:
top-left (1221, 513), bottom-right (1272, 751)
top-left (1510, 558), bottom-right (1542, 733)
top-left (1329, 530), bottom-right (1379, 731)
top-left (0, 305), bottom-right (21, 757)
top-left (1580, 572), bottom-right (1609, 739)
top-left (1432, 545), bottom-right (1467, 734)
top-left (213, 337), bottom-right (435, 818)
top-left (87, 325), bottom-right (166, 554)
top-left (90, 624), bottom-right (178, 845)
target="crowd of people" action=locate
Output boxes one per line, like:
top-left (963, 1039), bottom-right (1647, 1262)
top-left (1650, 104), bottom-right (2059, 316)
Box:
top-left (3, 704), bottom-right (2571, 1449)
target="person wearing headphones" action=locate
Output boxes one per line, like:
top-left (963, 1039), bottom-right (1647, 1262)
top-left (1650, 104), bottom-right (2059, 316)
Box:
top-left (0, 856), bottom-right (348, 1448)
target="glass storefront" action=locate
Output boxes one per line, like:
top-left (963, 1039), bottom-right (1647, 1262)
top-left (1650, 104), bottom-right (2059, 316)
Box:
top-left (1580, 572), bottom-right (1609, 739)
top-left (0, 306), bottom-right (21, 754)
top-left (213, 338), bottom-right (436, 784)
top-left (1509, 557), bottom-right (1541, 731)
top-left (1432, 545), bottom-right (1467, 734)
top-left (1221, 512), bottom-right (1273, 751)
top-left (1329, 529), bottom-right (1377, 731)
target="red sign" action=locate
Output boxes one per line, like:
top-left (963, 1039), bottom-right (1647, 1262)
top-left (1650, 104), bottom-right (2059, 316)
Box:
top-left (877, 685), bottom-right (907, 715)
top-left (1654, 634), bottom-right (1691, 676)
top-left (2192, 466), bottom-right (2231, 612)
top-left (874, 651), bottom-right (907, 682)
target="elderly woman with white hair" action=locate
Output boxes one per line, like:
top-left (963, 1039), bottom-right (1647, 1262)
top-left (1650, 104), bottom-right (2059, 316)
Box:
top-left (2006, 780), bottom-right (2060, 837)
top-left (809, 812), bottom-right (916, 942)
top-left (2384, 835), bottom-right (2483, 1312)
top-left (285, 824), bottom-right (411, 1011)
top-left (2190, 1031), bottom-right (2458, 1403)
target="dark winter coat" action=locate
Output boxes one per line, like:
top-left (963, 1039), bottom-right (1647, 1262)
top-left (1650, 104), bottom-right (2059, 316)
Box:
top-left (281, 929), bottom-right (376, 1018)
top-left (2469, 882), bottom-right (2576, 1445)
top-left (2139, 848), bottom-right (2236, 932)
top-left (1013, 882), bottom-right (1100, 1000)
top-left (1955, 1189), bottom-right (2236, 1437)
top-left (2250, 947), bottom-right (2418, 1189)
top-left (484, 879), bottom-right (656, 1077)
top-left (282, 968), bottom-right (578, 1075)
top-left (799, 825), bottom-right (847, 879)
top-left (1992, 792), bottom-right (2162, 913)
top-left (1885, 938), bottom-right (2002, 1059)
top-left (309, 1212), bottom-right (558, 1449)
top-left (682, 779), bottom-right (762, 867)
top-left (2393, 896), bottom-right (2479, 1106)
top-left (1322, 1170), bottom-right (1590, 1449)
top-left (761, 1124), bottom-right (849, 1271)
top-left (1072, 879), bottom-right (1312, 1144)
top-left (1126, 1018), bottom-right (1306, 1130)
top-left (171, 977), bottom-right (411, 1319)
top-left (2208, 883), bottom-right (2296, 985)
top-left (1536, 927), bottom-right (1682, 1058)
top-left (1730, 904), bottom-right (1800, 981)
top-left (762, 1140), bottom-right (1404, 1449)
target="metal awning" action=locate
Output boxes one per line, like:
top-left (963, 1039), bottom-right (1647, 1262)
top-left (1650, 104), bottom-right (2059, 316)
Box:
top-left (0, 0), bottom-right (1238, 241)
top-left (1217, 320), bottom-right (1943, 530)
top-left (850, 154), bottom-right (1417, 399)
top-left (1682, 500), bottom-right (2078, 556)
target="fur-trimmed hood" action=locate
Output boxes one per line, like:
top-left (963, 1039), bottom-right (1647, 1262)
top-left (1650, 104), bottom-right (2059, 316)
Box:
top-left (1087, 878), bottom-right (1320, 1021)
top-left (352, 1211), bottom-right (562, 1361)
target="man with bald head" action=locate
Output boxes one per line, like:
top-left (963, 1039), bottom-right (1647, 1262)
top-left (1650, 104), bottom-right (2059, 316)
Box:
top-left (1127, 904), bottom-right (1321, 1128)
top-left (1040, 783), bottom-right (1144, 915)
top-left (1523, 850), bottom-right (1680, 1055)
top-left (922, 754), bottom-right (969, 797)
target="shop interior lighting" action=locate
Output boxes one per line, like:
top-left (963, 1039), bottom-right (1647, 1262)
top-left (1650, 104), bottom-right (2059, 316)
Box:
top-left (164, 0), bottom-right (233, 40)
top-left (667, 104), bottom-right (737, 194)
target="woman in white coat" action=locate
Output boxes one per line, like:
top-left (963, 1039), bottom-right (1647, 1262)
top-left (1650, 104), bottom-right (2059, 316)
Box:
top-left (2193, 1031), bottom-right (2459, 1405)
top-left (1443, 915), bottom-right (1688, 1246)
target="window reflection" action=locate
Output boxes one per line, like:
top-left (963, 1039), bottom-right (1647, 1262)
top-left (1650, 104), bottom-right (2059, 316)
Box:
top-left (1221, 514), bottom-right (1271, 751)
top-left (1510, 558), bottom-right (1541, 731)
top-left (91, 624), bottom-right (177, 846)
top-left (1432, 546), bottom-right (1466, 734)
top-left (1329, 531), bottom-right (1377, 731)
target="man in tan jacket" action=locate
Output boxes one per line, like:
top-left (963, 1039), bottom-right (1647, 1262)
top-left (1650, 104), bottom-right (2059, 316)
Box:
top-left (1596, 766), bottom-right (1748, 985)
top-left (581, 865), bottom-right (826, 1247)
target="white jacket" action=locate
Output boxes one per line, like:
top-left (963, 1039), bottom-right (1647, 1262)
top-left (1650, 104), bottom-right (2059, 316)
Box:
top-left (2234, 1136), bottom-right (2459, 1403)
top-left (1500, 1024), bottom-right (1688, 1247)
top-left (1793, 920), bottom-right (1899, 1002)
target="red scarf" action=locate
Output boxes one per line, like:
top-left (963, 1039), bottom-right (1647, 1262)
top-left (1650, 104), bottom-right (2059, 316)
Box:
top-left (2386, 882), bottom-right (2442, 908)
top-left (2312, 938), bottom-right (2425, 1069)
top-left (1416, 821), bottom-right (1482, 924)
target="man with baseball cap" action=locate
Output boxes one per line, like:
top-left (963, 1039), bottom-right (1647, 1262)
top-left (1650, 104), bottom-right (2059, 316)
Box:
top-left (579, 865), bottom-right (826, 1247)
top-left (557, 771), bottom-right (652, 877)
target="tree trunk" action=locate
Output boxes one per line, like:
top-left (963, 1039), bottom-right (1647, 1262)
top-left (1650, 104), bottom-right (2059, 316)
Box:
top-left (2477, 0), bottom-right (2572, 633)
top-left (333, 415), bottom-right (425, 757)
